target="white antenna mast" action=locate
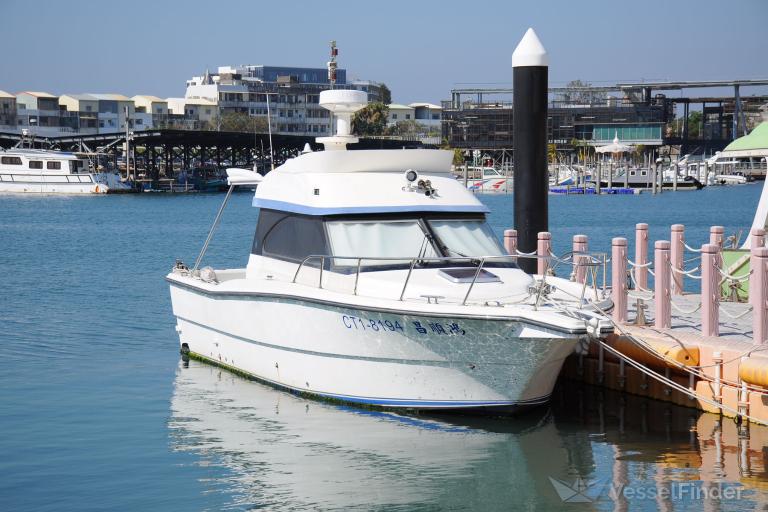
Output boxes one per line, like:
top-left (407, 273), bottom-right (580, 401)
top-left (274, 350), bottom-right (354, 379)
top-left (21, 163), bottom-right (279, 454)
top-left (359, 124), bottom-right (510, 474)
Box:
top-left (327, 40), bottom-right (338, 90)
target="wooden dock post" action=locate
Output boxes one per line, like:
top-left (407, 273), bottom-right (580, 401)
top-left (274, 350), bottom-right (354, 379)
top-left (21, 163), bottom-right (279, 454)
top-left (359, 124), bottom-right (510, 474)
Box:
top-left (537, 231), bottom-right (551, 275)
top-left (710, 225), bottom-right (725, 249)
top-left (612, 237), bottom-right (628, 324)
top-left (671, 224), bottom-right (685, 295)
top-left (701, 243), bottom-right (720, 337)
top-left (655, 240), bottom-right (672, 329)
top-left (504, 229), bottom-right (518, 255)
top-left (573, 234), bottom-right (588, 284)
top-left (750, 245), bottom-right (768, 344)
top-left (635, 223), bottom-right (649, 289)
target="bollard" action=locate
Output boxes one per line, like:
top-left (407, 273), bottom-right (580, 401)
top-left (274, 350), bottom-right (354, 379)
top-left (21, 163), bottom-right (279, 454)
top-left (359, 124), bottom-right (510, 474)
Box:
top-left (751, 228), bottom-right (765, 249)
top-left (537, 232), bottom-right (552, 275)
top-left (701, 243), bottom-right (720, 337)
top-left (611, 238), bottom-right (628, 323)
top-left (504, 229), bottom-right (518, 256)
top-left (750, 246), bottom-right (768, 344)
top-left (710, 226), bottom-right (725, 249)
top-left (512, 29), bottom-right (549, 275)
top-left (573, 234), bottom-right (588, 284)
top-left (635, 223), bottom-right (649, 290)
top-left (671, 224), bottom-right (685, 295)
top-left (655, 240), bottom-right (672, 329)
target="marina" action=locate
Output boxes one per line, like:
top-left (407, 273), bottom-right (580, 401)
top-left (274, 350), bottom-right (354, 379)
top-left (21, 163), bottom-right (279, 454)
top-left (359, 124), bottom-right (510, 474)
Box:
top-left (4, 2), bottom-right (768, 510)
top-left (4, 183), bottom-right (768, 510)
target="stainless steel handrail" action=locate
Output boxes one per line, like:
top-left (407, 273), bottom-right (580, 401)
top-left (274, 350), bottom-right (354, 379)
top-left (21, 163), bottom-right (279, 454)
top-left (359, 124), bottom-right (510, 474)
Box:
top-left (289, 251), bottom-right (608, 305)
top-left (291, 253), bottom-right (549, 303)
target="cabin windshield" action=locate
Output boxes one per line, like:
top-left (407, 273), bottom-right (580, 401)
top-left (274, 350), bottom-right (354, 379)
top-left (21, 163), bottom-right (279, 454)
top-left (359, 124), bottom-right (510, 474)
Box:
top-left (252, 209), bottom-right (510, 271)
top-left (325, 217), bottom-right (505, 269)
top-left (427, 219), bottom-right (505, 258)
top-left (326, 220), bottom-right (438, 267)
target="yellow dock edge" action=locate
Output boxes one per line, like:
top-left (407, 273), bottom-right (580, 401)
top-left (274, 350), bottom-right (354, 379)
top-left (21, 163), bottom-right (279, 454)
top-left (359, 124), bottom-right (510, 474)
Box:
top-left (564, 333), bottom-right (768, 425)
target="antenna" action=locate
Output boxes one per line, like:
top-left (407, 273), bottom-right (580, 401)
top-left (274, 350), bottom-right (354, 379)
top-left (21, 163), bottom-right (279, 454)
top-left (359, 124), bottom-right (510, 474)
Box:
top-left (327, 40), bottom-right (338, 89)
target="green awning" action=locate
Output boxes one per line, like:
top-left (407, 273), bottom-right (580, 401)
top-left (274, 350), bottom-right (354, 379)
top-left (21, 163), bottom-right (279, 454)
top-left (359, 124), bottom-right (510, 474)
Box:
top-left (722, 122), bottom-right (768, 157)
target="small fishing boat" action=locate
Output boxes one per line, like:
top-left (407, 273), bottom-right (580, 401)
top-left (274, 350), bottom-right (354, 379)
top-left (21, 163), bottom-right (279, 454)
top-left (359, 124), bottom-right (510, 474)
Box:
top-left (167, 89), bottom-right (613, 412)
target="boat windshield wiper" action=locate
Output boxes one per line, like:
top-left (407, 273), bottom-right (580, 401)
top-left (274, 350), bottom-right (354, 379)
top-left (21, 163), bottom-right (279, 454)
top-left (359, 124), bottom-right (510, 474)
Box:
top-left (441, 245), bottom-right (468, 258)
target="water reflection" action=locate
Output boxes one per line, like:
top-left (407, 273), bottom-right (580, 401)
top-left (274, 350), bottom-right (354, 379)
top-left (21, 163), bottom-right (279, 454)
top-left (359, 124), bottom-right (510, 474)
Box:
top-left (169, 360), bottom-right (768, 510)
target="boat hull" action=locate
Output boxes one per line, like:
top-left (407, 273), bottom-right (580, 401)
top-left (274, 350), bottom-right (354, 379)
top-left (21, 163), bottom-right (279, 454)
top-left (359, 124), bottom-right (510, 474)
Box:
top-left (169, 283), bottom-right (580, 411)
top-left (0, 173), bottom-right (109, 194)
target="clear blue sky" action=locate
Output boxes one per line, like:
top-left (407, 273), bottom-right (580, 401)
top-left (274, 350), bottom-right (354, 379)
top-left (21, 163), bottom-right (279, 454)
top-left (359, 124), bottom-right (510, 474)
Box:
top-left (3, 0), bottom-right (766, 103)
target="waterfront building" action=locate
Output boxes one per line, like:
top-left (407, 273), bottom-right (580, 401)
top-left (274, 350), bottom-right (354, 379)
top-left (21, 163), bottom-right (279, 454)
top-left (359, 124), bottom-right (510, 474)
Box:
top-left (183, 64), bottom-right (386, 136)
top-left (410, 102), bottom-right (442, 128)
top-left (387, 104), bottom-right (415, 124)
top-left (15, 91), bottom-right (61, 136)
top-left (443, 80), bottom-right (768, 161)
top-left (132, 95), bottom-right (169, 130)
top-left (167, 97), bottom-right (218, 130)
top-left (0, 91), bottom-right (16, 130)
top-left (58, 94), bottom-right (100, 134)
top-left (83, 93), bottom-right (135, 134)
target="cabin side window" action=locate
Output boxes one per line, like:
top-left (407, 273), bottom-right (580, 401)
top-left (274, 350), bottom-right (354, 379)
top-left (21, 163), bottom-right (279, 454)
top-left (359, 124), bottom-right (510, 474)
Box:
top-left (1, 156), bottom-right (22, 165)
top-left (29, 161), bottom-right (43, 169)
top-left (47, 161), bottom-right (61, 170)
top-left (252, 210), bottom-right (327, 264)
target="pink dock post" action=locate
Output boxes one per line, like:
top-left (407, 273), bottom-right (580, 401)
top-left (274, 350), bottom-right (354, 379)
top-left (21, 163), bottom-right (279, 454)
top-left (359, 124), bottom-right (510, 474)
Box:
top-left (710, 226), bottom-right (725, 249)
top-left (537, 232), bottom-right (552, 275)
top-left (611, 238), bottom-right (628, 323)
top-left (750, 245), bottom-right (768, 344)
top-left (701, 243), bottom-right (720, 337)
top-left (751, 227), bottom-right (766, 249)
top-left (635, 223), bottom-right (649, 290)
top-left (671, 224), bottom-right (685, 295)
top-left (655, 240), bottom-right (672, 329)
top-left (504, 229), bottom-right (518, 256)
top-left (573, 234), bottom-right (588, 284)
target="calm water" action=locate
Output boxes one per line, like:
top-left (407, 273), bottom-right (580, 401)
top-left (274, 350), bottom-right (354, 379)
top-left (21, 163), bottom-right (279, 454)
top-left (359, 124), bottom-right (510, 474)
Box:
top-left (1, 185), bottom-right (766, 511)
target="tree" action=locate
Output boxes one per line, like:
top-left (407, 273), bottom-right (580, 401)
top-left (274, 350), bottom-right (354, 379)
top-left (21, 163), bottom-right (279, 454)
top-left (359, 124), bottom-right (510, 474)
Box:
top-left (548, 143), bottom-right (557, 164)
top-left (670, 111), bottom-right (702, 139)
top-left (558, 80), bottom-right (607, 105)
top-left (352, 102), bottom-right (389, 136)
top-left (379, 83), bottom-right (392, 105)
top-left (386, 119), bottom-right (424, 136)
top-left (219, 111), bottom-right (269, 133)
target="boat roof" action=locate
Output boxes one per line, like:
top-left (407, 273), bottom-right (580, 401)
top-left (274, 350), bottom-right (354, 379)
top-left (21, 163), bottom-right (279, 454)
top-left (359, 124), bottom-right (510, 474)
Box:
top-left (1, 148), bottom-right (81, 160)
top-left (722, 122), bottom-right (768, 158)
top-left (253, 149), bottom-right (489, 216)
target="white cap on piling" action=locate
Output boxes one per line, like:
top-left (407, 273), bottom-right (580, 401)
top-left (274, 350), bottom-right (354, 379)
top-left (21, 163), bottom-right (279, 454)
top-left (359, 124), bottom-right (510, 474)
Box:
top-left (512, 28), bottom-right (549, 68)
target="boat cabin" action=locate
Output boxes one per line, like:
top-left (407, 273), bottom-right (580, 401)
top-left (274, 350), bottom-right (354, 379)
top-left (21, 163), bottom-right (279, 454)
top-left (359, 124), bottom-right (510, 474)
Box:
top-left (251, 209), bottom-right (509, 272)
top-left (246, 148), bottom-right (512, 276)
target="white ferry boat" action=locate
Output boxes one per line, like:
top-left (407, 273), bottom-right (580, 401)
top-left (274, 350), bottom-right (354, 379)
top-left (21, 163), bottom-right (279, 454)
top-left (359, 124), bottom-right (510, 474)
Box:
top-left (167, 90), bottom-right (613, 412)
top-left (0, 148), bottom-right (126, 194)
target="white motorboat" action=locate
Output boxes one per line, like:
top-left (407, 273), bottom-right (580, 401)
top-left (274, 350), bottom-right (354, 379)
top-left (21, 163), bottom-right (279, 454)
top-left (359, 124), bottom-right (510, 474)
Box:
top-left (465, 166), bottom-right (512, 193)
top-left (711, 173), bottom-right (749, 186)
top-left (0, 147), bottom-right (128, 194)
top-left (167, 90), bottom-right (613, 412)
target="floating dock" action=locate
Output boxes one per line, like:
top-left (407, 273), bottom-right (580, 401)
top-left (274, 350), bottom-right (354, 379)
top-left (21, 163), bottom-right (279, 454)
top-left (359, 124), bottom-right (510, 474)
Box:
top-left (506, 225), bottom-right (768, 426)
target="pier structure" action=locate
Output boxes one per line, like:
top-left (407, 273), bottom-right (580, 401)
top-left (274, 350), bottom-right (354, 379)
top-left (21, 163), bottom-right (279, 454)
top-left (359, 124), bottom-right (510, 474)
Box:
top-left (510, 224), bottom-right (768, 426)
top-left (0, 129), bottom-right (424, 184)
top-left (444, 79), bottom-right (768, 166)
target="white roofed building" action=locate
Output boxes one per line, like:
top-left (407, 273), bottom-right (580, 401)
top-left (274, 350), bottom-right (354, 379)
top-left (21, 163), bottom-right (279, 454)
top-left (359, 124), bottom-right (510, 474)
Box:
top-left (0, 91), bottom-right (17, 130)
top-left (132, 95), bottom-right (169, 130)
